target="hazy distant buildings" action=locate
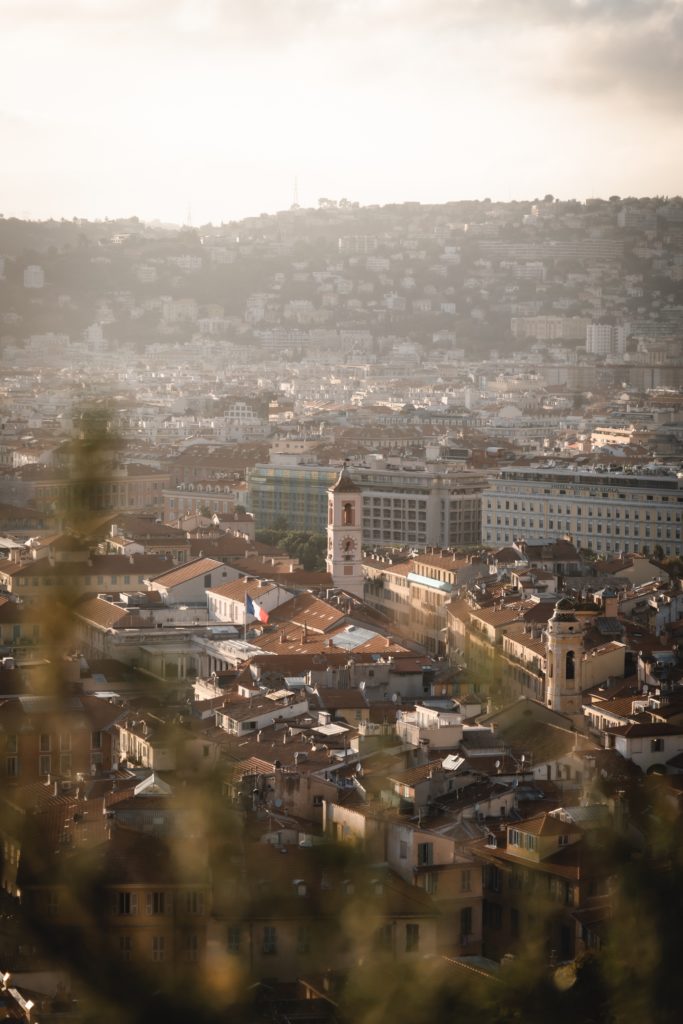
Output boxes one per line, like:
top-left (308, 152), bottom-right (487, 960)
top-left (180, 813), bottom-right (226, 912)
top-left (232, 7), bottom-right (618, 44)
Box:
top-left (511, 316), bottom-right (589, 342)
top-left (338, 235), bottom-right (378, 254)
top-left (23, 264), bottom-right (45, 288)
top-left (586, 322), bottom-right (627, 356)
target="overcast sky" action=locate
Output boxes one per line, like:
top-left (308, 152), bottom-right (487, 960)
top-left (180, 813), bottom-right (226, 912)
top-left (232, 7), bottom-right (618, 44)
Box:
top-left (1, 0), bottom-right (682, 223)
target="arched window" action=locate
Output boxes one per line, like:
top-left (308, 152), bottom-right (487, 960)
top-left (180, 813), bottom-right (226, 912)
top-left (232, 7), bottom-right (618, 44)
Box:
top-left (566, 651), bottom-right (575, 680)
top-left (342, 502), bottom-right (354, 526)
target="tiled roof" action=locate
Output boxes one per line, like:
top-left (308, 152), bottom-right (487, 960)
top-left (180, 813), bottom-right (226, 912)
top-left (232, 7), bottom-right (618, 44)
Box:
top-left (73, 595), bottom-right (151, 630)
top-left (148, 556), bottom-right (225, 588)
top-left (516, 812), bottom-right (582, 837)
top-left (207, 578), bottom-right (279, 600)
top-left (269, 593), bottom-right (348, 633)
top-left (606, 722), bottom-right (683, 737)
top-left (0, 554), bottom-right (172, 577)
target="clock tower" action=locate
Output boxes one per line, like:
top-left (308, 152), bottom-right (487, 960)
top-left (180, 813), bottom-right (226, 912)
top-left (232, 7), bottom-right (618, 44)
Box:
top-left (326, 465), bottom-right (364, 598)
top-left (545, 597), bottom-right (584, 724)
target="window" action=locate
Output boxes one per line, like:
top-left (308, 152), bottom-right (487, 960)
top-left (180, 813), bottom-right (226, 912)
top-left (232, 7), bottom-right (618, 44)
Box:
top-left (461, 869), bottom-right (472, 892)
top-left (460, 906), bottom-right (472, 944)
top-left (146, 891), bottom-right (167, 915)
top-left (116, 892), bottom-right (138, 916)
top-left (262, 926), bottom-right (277, 955)
top-left (39, 733), bottom-right (51, 752)
top-left (405, 923), bottom-right (420, 952)
top-left (399, 840), bottom-right (408, 860)
top-left (6, 735), bottom-right (17, 754)
top-left (119, 936), bottom-right (132, 962)
top-left (227, 927), bottom-right (241, 954)
top-left (509, 829), bottom-right (521, 846)
top-left (483, 900), bottom-right (502, 929)
top-left (152, 936), bottom-right (165, 962)
top-left (39, 754), bottom-right (51, 777)
top-left (186, 890), bottom-right (204, 914)
top-left (424, 872), bottom-right (438, 895)
top-left (91, 731), bottom-right (102, 750)
top-left (184, 933), bottom-right (199, 963)
top-left (651, 738), bottom-right (664, 753)
top-left (6, 756), bottom-right (18, 778)
top-left (297, 926), bottom-right (311, 954)
top-left (417, 842), bottom-right (433, 866)
top-left (486, 866), bottom-right (501, 892)
top-left (374, 924), bottom-right (393, 952)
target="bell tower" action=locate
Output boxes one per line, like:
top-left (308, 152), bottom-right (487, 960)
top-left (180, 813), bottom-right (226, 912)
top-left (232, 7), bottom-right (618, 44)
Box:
top-left (545, 597), bottom-right (583, 722)
top-left (326, 465), bottom-right (363, 598)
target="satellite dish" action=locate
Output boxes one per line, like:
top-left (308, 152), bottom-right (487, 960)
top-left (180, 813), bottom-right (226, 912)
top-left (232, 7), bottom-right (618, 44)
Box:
top-left (274, 798), bottom-right (283, 808)
top-left (356, 763), bottom-right (362, 773)
top-left (495, 760), bottom-right (501, 770)
top-left (391, 693), bottom-right (398, 703)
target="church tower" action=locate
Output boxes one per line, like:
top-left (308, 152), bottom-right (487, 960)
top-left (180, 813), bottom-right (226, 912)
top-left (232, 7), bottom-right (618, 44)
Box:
top-left (326, 465), bottom-right (364, 598)
top-left (545, 597), bottom-right (584, 722)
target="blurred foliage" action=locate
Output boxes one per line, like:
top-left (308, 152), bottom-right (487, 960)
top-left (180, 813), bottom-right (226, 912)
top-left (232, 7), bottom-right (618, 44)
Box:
top-left (1, 409), bottom-right (683, 1024)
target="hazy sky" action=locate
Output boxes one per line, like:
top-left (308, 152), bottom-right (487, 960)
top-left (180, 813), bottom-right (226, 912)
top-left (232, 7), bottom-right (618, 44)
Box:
top-left (2, 0), bottom-right (682, 223)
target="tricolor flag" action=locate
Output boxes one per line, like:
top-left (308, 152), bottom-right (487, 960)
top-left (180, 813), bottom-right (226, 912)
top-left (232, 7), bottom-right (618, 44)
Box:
top-left (246, 594), bottom-right (269, 624)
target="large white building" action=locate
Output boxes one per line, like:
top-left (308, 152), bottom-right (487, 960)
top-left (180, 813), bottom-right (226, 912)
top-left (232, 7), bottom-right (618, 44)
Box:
top-left (354, 461), bottom-right (486, 549)
top-left (586, 322), bottom-right (628, 356)
top-left (482, 463), bottom-right (683, 557)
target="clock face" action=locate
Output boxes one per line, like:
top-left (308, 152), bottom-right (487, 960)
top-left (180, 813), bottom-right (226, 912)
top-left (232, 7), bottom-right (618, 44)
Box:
top-left (340, 536), bottom-right (357, 555)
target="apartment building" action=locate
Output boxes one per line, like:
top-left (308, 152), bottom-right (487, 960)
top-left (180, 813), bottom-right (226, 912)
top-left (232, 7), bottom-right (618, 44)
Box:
top-left (355, 462), bottom-right (485, 549)
top-left (364, 551), bottom-right (488, 654)
top-left (248, 459), bottom-right (485, 547)
top-left (482, 463), bottom-right (683, 557)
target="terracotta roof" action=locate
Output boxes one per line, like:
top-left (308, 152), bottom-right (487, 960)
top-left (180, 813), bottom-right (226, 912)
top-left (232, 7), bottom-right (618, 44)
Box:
top-left (0, 554), bottom-right (171, 578)
top-left (606, 722), bottom-right (683, 737)
top-left (73, 595), bottom-right (152, 630)
top-left (514, 812), bottom-right (583, 837)
top-left (147, 556), bottom-right (225, 588)
top-left (329, 467), bottom-right (362, 493)
top-left (207, 578), bottom-right (279, 601)
top-left (314, 688), bottom-right (369, 710)
top-left (269, 592), bottom-right (348, 633)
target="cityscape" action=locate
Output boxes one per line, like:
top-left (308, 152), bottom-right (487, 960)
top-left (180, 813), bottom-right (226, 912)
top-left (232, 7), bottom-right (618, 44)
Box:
top-left (0, 194), bottom-right (682, 1022)
top-left (2, 0), bottom-right (683, 1021)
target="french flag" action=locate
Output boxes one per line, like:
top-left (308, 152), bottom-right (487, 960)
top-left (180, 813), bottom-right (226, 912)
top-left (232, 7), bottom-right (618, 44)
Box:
top-left (246, 594), bottom-right (269, 624)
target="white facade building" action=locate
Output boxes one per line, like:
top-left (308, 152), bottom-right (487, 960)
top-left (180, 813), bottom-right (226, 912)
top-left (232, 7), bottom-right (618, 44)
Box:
top-left (483, 463), bottom-right (683, 557)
